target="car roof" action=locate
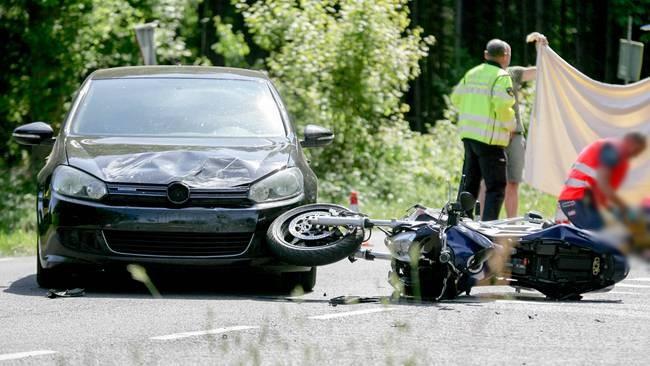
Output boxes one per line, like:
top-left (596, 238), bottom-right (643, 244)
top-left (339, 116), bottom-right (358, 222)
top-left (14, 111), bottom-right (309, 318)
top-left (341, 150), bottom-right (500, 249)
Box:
top-left (89, 66), bottom-right (270, 81)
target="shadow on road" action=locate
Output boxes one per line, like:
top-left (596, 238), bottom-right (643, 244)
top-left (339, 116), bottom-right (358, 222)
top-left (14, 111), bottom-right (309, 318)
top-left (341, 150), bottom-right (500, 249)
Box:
top-left (3, 268), bottom-right (624, 305)
top-left (3, 268), bottom-right (308, 300)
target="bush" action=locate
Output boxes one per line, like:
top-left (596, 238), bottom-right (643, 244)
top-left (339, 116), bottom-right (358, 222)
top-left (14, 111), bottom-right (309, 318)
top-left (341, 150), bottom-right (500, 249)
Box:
top-left (238, 0), bottom-right (434, 197)
top-left (0, 154), bottom-right (36, 255)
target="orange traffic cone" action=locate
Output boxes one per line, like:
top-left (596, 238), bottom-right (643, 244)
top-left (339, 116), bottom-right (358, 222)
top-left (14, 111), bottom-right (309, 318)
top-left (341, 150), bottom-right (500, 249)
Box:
top-left (349, 191), bottom-right (371, 247)
top-left (349, 191), bottom-right (359, 212)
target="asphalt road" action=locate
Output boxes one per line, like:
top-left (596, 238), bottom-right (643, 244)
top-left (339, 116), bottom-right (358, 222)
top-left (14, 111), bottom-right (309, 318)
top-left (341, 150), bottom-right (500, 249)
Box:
top-left (2, 241), bottom-right (650, 365)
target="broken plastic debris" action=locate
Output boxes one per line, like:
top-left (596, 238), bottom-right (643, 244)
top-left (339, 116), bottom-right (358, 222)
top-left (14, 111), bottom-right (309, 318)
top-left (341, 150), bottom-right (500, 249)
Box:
top-left (46, 288), bottom-right (85, 299)
top-left (329, 296), bottom-right (381, 306)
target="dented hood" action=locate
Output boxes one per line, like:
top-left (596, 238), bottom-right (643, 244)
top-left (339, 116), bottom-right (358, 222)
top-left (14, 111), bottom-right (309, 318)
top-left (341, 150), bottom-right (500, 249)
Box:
top-left (65, 136), bottom-right (292, 188)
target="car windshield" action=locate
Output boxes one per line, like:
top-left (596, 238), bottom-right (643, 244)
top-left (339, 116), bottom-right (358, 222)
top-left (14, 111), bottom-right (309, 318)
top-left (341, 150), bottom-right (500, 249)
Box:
top-left (71, 78), bottom-right (286, 137)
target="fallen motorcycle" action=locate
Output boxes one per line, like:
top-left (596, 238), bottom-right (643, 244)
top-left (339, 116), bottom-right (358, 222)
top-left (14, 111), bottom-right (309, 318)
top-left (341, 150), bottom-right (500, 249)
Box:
top-left (266, 192), bottom-right (629, 300)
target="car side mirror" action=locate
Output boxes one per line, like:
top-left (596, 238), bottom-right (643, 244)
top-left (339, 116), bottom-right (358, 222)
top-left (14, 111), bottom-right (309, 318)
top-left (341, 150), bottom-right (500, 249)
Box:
top-left (301, 124), bottom-right (334, 148)
top-left (12, 122), bottom-right (55, 146)
top-left (459, 191), bottom-right (477, 213)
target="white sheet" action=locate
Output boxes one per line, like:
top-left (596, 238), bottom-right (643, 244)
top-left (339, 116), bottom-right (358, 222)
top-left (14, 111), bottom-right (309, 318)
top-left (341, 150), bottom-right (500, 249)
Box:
top-left (524, 46), bottom-right (650, 202)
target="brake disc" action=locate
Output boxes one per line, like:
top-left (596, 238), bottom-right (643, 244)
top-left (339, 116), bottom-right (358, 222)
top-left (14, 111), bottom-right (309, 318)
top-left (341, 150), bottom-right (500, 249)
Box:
top-left (288, 211), bottom-right (334, 241)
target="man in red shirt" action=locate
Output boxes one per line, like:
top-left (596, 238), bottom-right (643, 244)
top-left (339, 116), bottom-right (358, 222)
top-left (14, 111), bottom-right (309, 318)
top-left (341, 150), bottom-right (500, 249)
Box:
top-left (558, 132), bottom-right (646, 230)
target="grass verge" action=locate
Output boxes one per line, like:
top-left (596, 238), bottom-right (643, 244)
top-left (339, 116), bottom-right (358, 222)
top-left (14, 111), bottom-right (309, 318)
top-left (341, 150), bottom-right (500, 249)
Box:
top-left (0, 229), bottom-right (35, 256)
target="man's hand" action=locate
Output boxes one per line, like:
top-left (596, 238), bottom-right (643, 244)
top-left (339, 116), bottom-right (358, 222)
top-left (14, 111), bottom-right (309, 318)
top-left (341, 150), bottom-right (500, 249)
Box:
top-left (597, 167), bottom-right (628, 213)
top-left (526, 32), bottom-right (548, 46)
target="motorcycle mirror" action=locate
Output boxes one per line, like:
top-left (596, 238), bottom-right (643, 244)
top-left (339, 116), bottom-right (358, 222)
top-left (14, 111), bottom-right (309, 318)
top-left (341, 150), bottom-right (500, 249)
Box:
top-left (459, 192), bottom-right (476, 213)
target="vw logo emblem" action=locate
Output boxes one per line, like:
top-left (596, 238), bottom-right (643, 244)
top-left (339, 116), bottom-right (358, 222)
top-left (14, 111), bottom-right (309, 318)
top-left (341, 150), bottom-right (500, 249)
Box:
top-left (167, 182), bottom-right (190, 204)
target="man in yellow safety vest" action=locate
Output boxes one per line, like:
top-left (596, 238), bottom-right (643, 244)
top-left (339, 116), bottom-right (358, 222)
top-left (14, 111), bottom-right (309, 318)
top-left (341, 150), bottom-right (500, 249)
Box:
top-left (451, 39), bottom-right (516, 221)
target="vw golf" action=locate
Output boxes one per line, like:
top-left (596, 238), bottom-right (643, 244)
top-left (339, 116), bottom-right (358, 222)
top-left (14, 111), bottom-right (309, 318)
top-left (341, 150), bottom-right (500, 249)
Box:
top-left (12, 66), bottom-right (334, 291)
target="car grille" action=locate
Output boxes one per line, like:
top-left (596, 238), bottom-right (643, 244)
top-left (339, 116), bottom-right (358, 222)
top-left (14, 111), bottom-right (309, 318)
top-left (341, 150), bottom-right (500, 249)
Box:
top-left (103, 230), bottom-right (253, 257)
top-left (105, 183), bottom-right (251, 207)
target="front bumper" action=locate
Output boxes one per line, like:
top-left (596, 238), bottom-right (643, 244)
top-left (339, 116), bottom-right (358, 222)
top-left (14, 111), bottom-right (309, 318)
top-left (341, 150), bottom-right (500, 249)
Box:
top-left (39, 192), bottom-right (308, 271)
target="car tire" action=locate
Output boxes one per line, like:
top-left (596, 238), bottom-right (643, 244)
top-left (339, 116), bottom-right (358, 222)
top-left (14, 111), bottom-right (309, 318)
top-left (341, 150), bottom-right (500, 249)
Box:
top-left (281, 267), bottom-right (317, 293)
top-left (267, 204), bottom-right (364, 266)
top-left (36, 246), bottom-right (74, 289)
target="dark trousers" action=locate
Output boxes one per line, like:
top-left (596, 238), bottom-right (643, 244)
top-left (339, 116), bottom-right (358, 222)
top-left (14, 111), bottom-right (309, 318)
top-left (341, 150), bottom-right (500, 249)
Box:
top-left (559, 192), bottom-right (604, 230)
top-left (460, 139), bottom-right (507, 221)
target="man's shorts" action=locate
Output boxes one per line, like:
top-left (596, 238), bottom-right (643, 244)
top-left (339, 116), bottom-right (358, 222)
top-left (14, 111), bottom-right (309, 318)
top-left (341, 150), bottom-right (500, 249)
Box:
top-left (505, 133), bottom-right (526, 183)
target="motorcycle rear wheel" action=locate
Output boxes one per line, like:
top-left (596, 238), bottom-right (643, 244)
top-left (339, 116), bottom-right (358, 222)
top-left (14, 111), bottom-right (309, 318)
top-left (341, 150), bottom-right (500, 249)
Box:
top-left (267, 204), bottom-right (365, 266)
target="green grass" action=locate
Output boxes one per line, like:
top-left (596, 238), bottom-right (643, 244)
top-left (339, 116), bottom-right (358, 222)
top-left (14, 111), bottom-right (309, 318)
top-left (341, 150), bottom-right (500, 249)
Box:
top-left (328, 182), bottom-right (557, 220)
top-left (0, 229), bottom-right (35, 256)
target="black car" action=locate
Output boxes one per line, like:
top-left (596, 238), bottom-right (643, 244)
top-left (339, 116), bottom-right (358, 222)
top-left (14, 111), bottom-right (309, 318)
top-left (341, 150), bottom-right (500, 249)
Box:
top-left (12, 66), bottom-right (334, 291)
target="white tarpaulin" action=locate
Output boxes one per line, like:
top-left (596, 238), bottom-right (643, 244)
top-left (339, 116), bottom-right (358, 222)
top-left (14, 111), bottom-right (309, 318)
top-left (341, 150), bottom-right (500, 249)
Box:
top-left (524, 46), bottom-right (650, 202)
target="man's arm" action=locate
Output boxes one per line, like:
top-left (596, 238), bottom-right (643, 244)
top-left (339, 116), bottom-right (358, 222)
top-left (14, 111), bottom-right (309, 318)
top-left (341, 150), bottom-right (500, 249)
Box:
top-left (521, 67), bottom-right (537, 82)
top-left (596, 168), bottom-right (627, 211)
top-left (597, 143), bottom-right (628, 211)
top-left (521, 32), bottom-right (548, 82)
top-left (492, 75), bottom-right (516, 131)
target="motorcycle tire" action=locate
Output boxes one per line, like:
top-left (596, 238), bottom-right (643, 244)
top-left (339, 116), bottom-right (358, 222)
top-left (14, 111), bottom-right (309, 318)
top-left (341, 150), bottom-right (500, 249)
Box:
top-left (267, 204), bottom-right (365, 267)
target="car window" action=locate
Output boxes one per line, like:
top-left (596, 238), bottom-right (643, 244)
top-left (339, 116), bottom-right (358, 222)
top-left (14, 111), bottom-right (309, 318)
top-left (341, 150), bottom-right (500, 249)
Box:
top-left (71, 78), bottom-right (286, 137)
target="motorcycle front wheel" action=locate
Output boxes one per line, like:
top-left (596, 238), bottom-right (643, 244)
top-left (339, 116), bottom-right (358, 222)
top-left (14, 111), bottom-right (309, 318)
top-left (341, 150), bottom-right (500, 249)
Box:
top-left (267, 204), bottom-right (365, 266)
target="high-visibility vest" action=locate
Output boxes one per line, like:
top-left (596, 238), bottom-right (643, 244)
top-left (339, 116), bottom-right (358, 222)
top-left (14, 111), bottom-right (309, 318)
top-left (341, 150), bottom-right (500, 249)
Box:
top-left (451, 63), bottom-right (516, 147)
top-left (558, 139), bottom-right (630, 206)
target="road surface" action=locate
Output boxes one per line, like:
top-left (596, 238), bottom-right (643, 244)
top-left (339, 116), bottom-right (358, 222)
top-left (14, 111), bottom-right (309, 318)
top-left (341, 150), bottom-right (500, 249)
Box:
top-left (1, 243), bottom-right (650, 365)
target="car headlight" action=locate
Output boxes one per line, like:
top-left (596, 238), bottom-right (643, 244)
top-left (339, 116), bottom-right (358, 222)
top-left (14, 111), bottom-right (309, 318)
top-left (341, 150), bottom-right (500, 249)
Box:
top-left (248, 167), bottom-right (304, 203)
top-left (52, 165), bottom-right (107, 200)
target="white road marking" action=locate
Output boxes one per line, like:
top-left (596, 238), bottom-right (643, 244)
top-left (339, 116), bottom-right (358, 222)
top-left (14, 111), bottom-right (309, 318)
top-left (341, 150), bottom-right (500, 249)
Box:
top-left (0, 258), bottom-right (15, 262)
top-left (309, 307), bottom-right (396, 320)
top-left (150, 325), bottom-right (259, 341)
top-left (625, 277), bottom-right (650, 282)
top-left (616, 284), bottom-right (650, 289)
top-left (495, 300), bottom-right (570, 307)
top-left (0, 350), bottom-right (57, 361)
top-left (607, 291), bottom-right (641, 295)
top-left (493, 300), bottom-right (650, 319)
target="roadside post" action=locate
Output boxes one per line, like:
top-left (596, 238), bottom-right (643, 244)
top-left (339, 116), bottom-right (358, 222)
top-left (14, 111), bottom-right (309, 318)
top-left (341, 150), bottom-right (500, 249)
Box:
top-left (134, 22), bottom-right (158, 65)
top-left (617, 16), bottom-right (644, 84)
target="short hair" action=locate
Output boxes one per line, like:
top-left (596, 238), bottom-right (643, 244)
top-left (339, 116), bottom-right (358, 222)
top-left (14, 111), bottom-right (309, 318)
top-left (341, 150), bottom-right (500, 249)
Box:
top-left (486, 39), bottom-right (509, 57)
top-left (624, 132), bottom-right (647, 147)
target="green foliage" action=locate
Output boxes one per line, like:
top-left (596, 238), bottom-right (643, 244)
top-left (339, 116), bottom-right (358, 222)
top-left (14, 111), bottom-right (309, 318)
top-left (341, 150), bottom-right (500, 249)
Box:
top-left (212, 16), bottom-right (251, 68)
top-left (1, 0), bottom-right (142, 130)
top-left (0, 154), bottom-right (36, 256)
top-left (0, 0), bottom-right (198, 164)
top-left (150, 0), bottom-right (201, 64)
top-left (236, 0), bottom-right (434, 199)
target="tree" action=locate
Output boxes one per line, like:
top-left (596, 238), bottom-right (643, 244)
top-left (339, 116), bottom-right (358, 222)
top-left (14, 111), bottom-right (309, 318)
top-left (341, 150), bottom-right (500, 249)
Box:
top-left (236, 0), bottom-right (434, 196)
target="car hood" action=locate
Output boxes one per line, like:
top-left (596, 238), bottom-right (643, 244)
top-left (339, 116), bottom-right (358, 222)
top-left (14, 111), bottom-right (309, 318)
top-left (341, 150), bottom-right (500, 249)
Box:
top-left (65, 136), bottom-right (293, 188)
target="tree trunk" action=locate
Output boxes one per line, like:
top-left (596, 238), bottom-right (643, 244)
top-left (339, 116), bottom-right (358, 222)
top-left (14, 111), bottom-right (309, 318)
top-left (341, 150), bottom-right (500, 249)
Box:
top-left (558, 0), bottom-right (568, 55)
top-left (454, 0), bottom-right (463, 68)
top-left (574, 0), bottom-right (583, 70)
top-left (535, 0), bottom-right (543, 33)
top-left (522, 0), bottom-right (528, 63)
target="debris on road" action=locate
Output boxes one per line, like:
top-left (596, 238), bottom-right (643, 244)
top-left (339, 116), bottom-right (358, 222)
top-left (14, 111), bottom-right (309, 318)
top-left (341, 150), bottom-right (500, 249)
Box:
top-left (46, 288), bottom-right (85, 299)
top-left (329, 295), bottom-right (381, 306)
